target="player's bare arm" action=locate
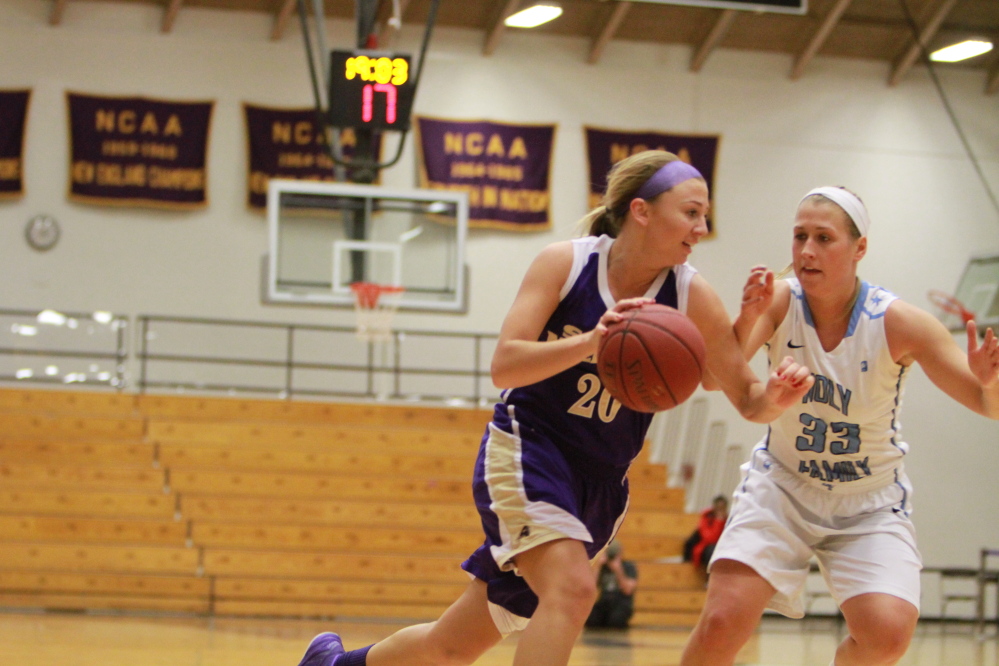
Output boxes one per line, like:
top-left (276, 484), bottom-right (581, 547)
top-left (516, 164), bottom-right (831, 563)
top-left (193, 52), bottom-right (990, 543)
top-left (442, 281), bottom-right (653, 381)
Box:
top-left (733, 265), bottom-right (792, 359)
top-left (686, 274), bottom-right (812, 423)
top-left (886, 300), bottom-right (999, 419)
top-left (491, 242), bottom-right (650, 389)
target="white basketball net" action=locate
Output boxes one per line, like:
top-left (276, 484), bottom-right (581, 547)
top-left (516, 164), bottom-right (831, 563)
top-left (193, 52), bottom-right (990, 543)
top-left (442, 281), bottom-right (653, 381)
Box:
top-left (350, 282), bottom-right (405, 342)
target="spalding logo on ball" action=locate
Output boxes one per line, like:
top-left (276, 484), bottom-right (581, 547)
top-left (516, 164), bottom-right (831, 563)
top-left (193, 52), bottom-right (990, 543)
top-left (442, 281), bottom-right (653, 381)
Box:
top-left (597, 304), bottom-right (707, 413)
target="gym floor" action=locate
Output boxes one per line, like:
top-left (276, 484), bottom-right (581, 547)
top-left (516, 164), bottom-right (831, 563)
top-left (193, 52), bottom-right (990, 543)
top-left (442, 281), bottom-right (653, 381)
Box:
top-left (2, 612), bottom-right (997, 666)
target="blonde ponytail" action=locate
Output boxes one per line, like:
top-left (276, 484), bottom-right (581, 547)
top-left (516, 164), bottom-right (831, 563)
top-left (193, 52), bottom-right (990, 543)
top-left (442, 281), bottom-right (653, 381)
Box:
top-left (581, 150), bottom-right (685, 238)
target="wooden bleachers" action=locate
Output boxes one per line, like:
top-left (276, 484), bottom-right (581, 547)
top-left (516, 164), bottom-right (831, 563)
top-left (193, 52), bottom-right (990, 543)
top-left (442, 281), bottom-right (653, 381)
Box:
top-left (0, 489), bottom-right (176, 518)
top-left (0, 438), bottom-right (156, 466)
top-left (0, 389), bottom-right (196, 613)
top-left (0, 387), bottom-right (705, 626)
top-left (0, 570), bottom-right (210, 613)
top-left (0, 515), bottom-right (186, 545)
top-left (0, 463), bottom-right (166, 490)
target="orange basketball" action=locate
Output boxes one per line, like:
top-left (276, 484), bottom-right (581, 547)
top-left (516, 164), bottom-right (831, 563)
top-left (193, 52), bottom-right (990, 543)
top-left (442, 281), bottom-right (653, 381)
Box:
top-left (597, 304), bottom-right (707, 413)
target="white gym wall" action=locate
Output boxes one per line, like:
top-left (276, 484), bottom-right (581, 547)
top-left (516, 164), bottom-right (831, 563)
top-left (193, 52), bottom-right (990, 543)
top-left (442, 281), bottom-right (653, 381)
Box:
top-left (1, 0), bottom-right (998, 588)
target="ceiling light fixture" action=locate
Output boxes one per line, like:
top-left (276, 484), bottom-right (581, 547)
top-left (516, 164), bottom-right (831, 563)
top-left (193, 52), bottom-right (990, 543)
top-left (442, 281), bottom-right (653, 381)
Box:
top-left (504, 2), bottom-right (563, 29)
top-left (930, 39), bottom-right (993, 63)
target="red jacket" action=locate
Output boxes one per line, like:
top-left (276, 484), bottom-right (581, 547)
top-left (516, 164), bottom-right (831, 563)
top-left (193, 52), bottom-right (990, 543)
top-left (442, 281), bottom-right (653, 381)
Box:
top-left (692, 509), bottom-right (726, 567)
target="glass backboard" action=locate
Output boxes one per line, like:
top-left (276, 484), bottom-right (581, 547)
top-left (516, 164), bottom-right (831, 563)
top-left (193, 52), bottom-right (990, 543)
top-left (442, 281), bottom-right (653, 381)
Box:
top-left (266, 179), bottom-right (468, 312)
top-left (940, 254), bottom-right (999, 334)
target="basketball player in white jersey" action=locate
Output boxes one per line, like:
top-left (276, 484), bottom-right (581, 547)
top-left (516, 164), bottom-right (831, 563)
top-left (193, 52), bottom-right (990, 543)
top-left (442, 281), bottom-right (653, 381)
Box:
top-left (680, 187), bottom-right (999, 666)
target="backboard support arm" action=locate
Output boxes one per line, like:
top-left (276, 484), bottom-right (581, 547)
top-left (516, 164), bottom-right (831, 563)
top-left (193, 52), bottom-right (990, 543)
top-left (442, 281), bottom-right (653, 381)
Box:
top-left (296, 0), bottom-right (441, 176)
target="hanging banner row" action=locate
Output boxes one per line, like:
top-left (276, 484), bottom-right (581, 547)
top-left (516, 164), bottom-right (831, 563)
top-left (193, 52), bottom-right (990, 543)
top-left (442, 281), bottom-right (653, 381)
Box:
top-left (0, 89), bottom-right (720, 233)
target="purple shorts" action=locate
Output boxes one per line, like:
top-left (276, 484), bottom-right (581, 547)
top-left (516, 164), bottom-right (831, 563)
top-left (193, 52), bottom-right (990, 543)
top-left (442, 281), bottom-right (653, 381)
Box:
top-left (461, 405), bottom-right (630, 623)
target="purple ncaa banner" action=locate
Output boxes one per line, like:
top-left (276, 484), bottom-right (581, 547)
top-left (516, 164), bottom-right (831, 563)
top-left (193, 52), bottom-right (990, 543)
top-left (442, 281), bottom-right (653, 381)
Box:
top-left (244, 104), bottom-right (383, 210)
top-left (67, 92), bottom-right (213, 209)
top-left (585, 127), bottom-right (720, 237)
top-left (416, 116), bottom-right (555, 231)
top-left (0, 89), bottom-right (31, 199)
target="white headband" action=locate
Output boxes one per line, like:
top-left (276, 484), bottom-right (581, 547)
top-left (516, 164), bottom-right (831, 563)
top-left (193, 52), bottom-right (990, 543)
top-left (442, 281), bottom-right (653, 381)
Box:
top-left (800, 186), bottom-right (870, 237)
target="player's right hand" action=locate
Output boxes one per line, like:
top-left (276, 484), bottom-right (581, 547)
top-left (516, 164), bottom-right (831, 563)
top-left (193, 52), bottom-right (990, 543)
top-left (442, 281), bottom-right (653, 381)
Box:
top-left (592, 297), bottom-right (655, 337)
top-left (741, 265), bottom-right (774, 322)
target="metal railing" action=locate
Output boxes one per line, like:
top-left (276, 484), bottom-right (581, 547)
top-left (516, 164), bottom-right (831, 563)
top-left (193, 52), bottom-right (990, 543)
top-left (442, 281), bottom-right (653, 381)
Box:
top-left (131, 314), bottom-right (501, 404)
top-left (0, 308), bottom-right (128, 389)
top-left (1, 307), bottom-right (500, 404)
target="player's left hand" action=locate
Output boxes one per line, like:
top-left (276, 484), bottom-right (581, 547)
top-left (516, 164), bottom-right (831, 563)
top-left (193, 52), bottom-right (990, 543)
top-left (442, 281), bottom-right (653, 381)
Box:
top-left (967, 321), bottom-right (999, 388)
top-left (765, 356), bottom-right (815, 408)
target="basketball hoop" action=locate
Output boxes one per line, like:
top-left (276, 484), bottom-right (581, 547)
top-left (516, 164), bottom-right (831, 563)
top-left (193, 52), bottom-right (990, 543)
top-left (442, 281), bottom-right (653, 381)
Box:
top-left (927, 289), bottom-right (993, 340)
top-left (350, 282), bottom-right (405, 342)
top-left (928, 289), bottom-right (976, 325)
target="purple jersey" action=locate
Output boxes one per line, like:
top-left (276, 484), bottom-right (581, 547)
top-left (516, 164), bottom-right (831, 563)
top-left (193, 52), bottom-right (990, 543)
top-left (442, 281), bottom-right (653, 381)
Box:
top-left (494, 235), bottom-right (697, 474)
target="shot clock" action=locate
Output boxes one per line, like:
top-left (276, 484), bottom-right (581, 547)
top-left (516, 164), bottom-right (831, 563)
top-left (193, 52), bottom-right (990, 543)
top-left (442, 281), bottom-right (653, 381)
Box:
top-left (328, 50), bottom-right (416, 131)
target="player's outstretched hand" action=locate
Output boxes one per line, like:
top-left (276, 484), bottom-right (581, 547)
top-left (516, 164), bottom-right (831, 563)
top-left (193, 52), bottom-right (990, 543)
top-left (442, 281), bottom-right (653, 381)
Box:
top-left (741, 265), bottom-right (774, 324)
top-left (766, 356), bottom-right (815, 409)
top-left (967, 321), bottom-right (999, 389)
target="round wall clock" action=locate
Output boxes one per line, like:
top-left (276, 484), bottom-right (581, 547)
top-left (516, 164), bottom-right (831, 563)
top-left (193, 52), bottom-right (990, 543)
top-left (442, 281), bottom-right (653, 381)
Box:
top-left (25, 214), bottom-right (60, 251)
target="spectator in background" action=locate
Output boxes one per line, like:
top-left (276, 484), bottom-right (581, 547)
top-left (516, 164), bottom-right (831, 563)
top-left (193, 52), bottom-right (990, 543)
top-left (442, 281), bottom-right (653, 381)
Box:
top-left (586, 540), bottom-right (638, 629)
top-left (683, 495), bottom-right (729, 570)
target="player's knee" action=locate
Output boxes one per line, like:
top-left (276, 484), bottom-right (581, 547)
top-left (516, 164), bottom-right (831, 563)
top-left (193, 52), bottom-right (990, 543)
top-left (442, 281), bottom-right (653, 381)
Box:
top-left (694, 604), bottom-right (755, 653)
top-left (565, 572), bottom-right (599, 614)
top-left (852, 615), bottom-right (914, 663)
top-left (538, 568), bottom-right (598, 623)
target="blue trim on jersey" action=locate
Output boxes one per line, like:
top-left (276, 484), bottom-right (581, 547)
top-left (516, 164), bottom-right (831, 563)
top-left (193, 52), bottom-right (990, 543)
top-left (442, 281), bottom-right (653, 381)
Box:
top-left (893, 469), bottom-right (910, 516)
top-left (864, 282), bottom-right (892, 320)
top-left (741, 447), bottom-right (764, 493)
top-left (799, 280), bottom-right (869, 338)
top-left (889, 363), bottom-right (907, 453)
top-left (844, 281), bottom-right (869, 337)
top-left (762, 349), bottom-right (773, 452)
top-left (794, 286), bottom-right (813, 328)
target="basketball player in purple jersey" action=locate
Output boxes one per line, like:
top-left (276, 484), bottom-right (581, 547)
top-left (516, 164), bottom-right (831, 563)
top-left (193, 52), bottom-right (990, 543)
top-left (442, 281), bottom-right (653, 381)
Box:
top-left (680, 187), bottom-right (999, 666)
top-left (295, 150), bottom-right (814, 666)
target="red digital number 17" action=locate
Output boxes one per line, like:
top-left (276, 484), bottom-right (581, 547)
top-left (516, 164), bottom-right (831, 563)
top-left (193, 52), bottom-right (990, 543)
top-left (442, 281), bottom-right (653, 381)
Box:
top-left (361, 83), bottom-right (398, 125)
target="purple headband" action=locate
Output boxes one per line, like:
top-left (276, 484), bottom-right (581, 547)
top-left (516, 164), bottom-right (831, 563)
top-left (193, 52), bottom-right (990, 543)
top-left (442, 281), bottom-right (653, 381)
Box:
top-left (634, 160), bottom-right (704, 201)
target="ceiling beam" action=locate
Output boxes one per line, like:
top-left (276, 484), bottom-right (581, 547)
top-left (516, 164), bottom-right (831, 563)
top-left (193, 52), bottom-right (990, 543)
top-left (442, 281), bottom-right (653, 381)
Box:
top-left (987, 59), bottom-right (999, 95)
top-left (271, 0), bottom-right (296, 41)
top-left (690, 9), bottom-right (737, 73)
top-left (162, 0), bottom-right (184, 33)
top-left (790, 0), bottom-right (853, 80)
top-left (378, 0), bottom-right (411, 48)
top-left (888, 0), bottom-right (958, 87)
top-left (484, 0), bottom-right (519, 56)
top-left (588, 2), bottom-right (631, 65)
top-left (50, 0), bottom-right (68, 25)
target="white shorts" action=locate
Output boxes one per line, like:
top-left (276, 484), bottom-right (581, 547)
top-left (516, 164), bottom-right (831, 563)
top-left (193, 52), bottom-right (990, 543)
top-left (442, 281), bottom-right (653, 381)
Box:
top-left (710, 448), bottom-right (922, 619)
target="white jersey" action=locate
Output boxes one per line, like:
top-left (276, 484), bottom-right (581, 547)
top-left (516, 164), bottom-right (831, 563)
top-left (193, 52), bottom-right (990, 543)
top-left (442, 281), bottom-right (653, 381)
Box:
top-left (759, 278), bottom-right (911, 494)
